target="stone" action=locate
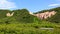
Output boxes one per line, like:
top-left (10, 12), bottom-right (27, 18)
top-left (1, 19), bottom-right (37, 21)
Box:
top-left (33, 11), bottom-right (57, 19)
top-left (6, 12), bottom-right (14, 17)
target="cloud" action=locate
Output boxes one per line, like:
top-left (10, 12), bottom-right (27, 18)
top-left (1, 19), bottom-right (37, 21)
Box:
top-left (48, 4), bottom-right (60, 7)
top-left (0, 0), bottom-right (17, 9)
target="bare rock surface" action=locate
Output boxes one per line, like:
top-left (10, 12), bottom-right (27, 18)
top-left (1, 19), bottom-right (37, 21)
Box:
top-left (33, 11), bottom-right (57, 19)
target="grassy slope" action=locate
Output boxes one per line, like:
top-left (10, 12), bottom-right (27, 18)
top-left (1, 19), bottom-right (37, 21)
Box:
top-left (0, 21), bottom-right (60, 34)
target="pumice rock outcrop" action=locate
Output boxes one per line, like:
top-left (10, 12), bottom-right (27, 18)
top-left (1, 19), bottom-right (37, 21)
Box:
top-left (29, 12), bottom-right (34, 15)
top-left (6, 12), bottom-right (14, 17)
top-left (33, 11), bottom-right (57, 19)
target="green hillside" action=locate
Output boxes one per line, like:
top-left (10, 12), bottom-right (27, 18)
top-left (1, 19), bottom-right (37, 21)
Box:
top-left (0, 7), bottom-right (60, 34)
top-left (35, 7), bottom-right (60, 23)
top-left (0, 9), bottom-right (40, 24)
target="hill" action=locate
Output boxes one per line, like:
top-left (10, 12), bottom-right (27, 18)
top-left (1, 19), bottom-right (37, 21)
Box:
top-left (34, 7), bottom-right (60, 23)
top-left (0, 9), bottom-right (40, 24)
top-left (0, 8), bottom-right (60, 34)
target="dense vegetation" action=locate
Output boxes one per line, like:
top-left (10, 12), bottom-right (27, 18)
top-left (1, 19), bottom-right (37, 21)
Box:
top-left (47, 7), bottom-right (60, 23)
top-left (0, 7), bottom-right (60, 34)
top-left (0, 21), bottom-right (60, 34)
top-left (35, 7), bottom-right (60, 23)
top-left (0, 9), bottom-right (40, 24)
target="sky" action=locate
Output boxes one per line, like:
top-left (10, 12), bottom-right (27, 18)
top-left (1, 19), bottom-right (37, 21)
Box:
top-left (0, 0), bottom-right (60, 12)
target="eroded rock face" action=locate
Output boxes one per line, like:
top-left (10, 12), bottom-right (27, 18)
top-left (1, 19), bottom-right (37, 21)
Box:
top-left (29, 12), bottom-right (34, 15)
top-left (6, 11), bottom-right (56, 19)
top-left (34, 11), bottom-right (57, 19)
top-left (6, 12), bottom-right (14, 17)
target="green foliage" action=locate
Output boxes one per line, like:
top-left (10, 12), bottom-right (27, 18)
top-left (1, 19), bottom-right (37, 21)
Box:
top-left (0, 10), bottom-right (11, 19)
top-left (0, 8), bottom-right (60, 34)
top-left (35, 7), bottom-right (60, 23)
top-left (0, 9), bottom-right (40, 23)
top-left (0, 22), bottom-right (60, 34)
top-left (47, 7), bottom-right (60, 23)
top-left (34, 10), bottom-right (49, 14)
top-left (13, 9), bottom-right (29, 16)
top-left (34, 7), bottom-right (60, 14)
top-left (12, 9), bottom-right (40, 23)
top-left (0, 17), bottom-right (16, 24)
